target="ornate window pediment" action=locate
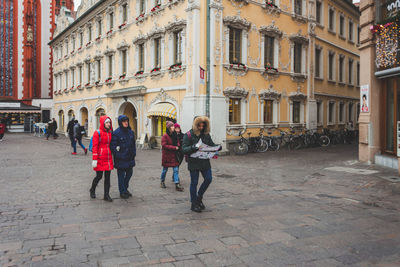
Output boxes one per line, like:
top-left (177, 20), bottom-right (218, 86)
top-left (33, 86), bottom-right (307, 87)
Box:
top-left (259, 22), bottom-right (282, 38)
top-left (118, 0), bottom-right (128, 5)
top-left (84, 56), bottom-right (92, 63)
top-left (289, 91), bottom-right (307, 101)
top-left (223, 83), bottom-right (249, 98)
top-left (165, 18), bottom-right (187, 32)
top-left (289, 32), bottom-right (309, 45)
top-left (147, 25), bottom-right (165, 39)
top-left (76, 62), bottom-right (84, 67)
top-left (104, 46), bottom-right (116, 56)
top-left (223, 16), bottom-right (251, 30)
top-left (259, 85), bottom-right (281, 100)
top-left (94, 51), bottom-right (103, 60)
top-left (107, 6), bottom-right (115, 14)
top-left (133, 33), bottom-right (147, 44)
top-left (117, 40), bottom-right (130, 50)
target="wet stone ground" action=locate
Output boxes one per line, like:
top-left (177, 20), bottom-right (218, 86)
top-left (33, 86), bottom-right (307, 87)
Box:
top-left (1, 134), bottom-right (400, 266)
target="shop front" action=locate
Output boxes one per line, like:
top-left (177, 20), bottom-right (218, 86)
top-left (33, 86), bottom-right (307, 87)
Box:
top-left (147, 102), bottom-right (177, 147)
top-left (0, 102), bottom-right (42, 132)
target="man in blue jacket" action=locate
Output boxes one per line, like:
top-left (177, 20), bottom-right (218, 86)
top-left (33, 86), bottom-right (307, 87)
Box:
top-left (110, 115), bottom-right (136, 199)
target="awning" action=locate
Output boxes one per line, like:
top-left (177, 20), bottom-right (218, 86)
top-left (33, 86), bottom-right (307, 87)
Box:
top-left (0, 110), bottom-right (41, 114)
top-left (147, 103), bottom-right (177, 120)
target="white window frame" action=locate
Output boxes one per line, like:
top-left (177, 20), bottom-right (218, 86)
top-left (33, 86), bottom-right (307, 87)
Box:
top-left (339, 55), bottom-right (345, 84)
top-left (315, 0), bottom-right (324, 26)
top-left (348, 18), bottom-right (354, 43)
top-left (120, 1), bottom-right (129, 25)
top-left (317, 100), bottom-right (323, 126)
top-left (136, 0), bottom-right (146, 16)
top-left (348, 58), bottom-right (354, 85)
top-left (78, 65), bottom-right (83, 85)
top-left (315, 46), bottom-right (323, 79)
top-left (108, 11), bottom-right (115, 31)
top-left (338, 102), bottom-right (345, 124)
top-left (327, 100), bottom-right (336, 125)
top-left (261, 99), bottom-right (279, 126)
top-left (106, 54), bottom-right (114, 78)
top-left (261, 35), bottom-right (279, 69)
top-left (72, 36), bottom-right (76, 51)
top-left (328, 6), bottom-right (336, 33)
top-left (136, 42), bottom-right (146, 72)
top-left (120, 49), bottom-right (129, 76)
top-left (97, 19), bottom-right (102, 37)
top-left (290, 100), bottom-right (305, 124)
top-left (293, 0), bottom-right (306, 17)
top-left (291, 41), bottom-right (307, 74)
top-left (339, 13), bottom-right (346, 38)
top-left (328, 51), bottom-right (336, 82)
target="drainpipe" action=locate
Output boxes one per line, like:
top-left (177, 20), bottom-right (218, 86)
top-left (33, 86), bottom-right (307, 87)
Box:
top-left (206, 0), bottom-right (211, 118)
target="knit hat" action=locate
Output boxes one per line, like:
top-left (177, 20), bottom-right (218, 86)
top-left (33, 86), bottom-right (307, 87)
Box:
top-left (166, 121), bottom-right (174, 129)
top-left (174, 123), bottom-right (181, 129)
top-left (104, 118), bottom-right (111, 124)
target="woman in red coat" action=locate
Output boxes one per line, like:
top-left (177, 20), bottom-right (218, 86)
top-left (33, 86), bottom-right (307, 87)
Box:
top-left (90, 116), bottom-right (114, 201)
top-left (0, 118), bottom-right (5, 141)
top-left (160, 121), bottom-right (184, 191)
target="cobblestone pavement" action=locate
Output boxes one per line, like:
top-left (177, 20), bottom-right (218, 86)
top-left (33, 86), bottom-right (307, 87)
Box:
top-left (1, 134), bottom-right (400, 267)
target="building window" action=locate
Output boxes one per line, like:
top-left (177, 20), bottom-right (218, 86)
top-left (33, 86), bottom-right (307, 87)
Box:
top-left (140, 0), bottom-right (145, 14)
top-left (139, 43), bottom-right (145, 71)
top-left (293, 101), bottom-right (300, 123)
top-left (71, 69), bottom-right (75, 86)
top-left (229, 27), bottom-right (242, 64)
top-left (96, 60), bottom-right (101, 81)
top-left (121, 50), bottom-right (127, 75)
top-left (328, 102), bottom-right (335, 123)
top-left (229, 98), bottom-right (241, 124)
top-left (174, 30), bottom-right (183, 64)
top-left (357, 62), bottom-right (360, 86)
top-left (88, 26), bottom-right (92, 42)
top-left (329, 52), bottom-right (335, 81)
top-left (348, 20), bottom-right (353, 41)
top-left (339, 15), bottom-right (345, 37)
top-left (294, 42), bottom-right (302, 73)
top-left (348, 103), bottom-right (353, 122)
top-left (96, 108), bottom-right (106, 129)
top-left (87, 63), bottom-right (91, 83)
top-left (317, 101), bottom-right (322, 124)
top-left (294, 0), bottom-right (302, 16)
top-left (339, 103), bottom-right (344, 122)
top-left (79, 66), bottom-right (83, 84)
top-left (109, 12), bottom-right (114, 30)
top-left (65, 71), bottom-right (68, 89)
top-left (154, 37), bottom-right (161, 68)
top-left (66, 42), bottom-right (69, 54)
top-left (348, 59), bottom-right (353, 85)
top-left (315, 47), bottom-right (321, 78)
top-left (60, 45), bottom-right (63, 57)
top-left (97, 20), bottom-right (102, 36)
top-left (122, 4), bottom-right (128, 23)
top-left (72, 37), bottom-right (75, 50)
top-left (264, 36), bottom-right (274, 68)
top-left (316, 1), bottom-right (322, 24)
top-left (108, 55), bottom-right (113, 77)
top-left (357, 25), bottom-right (360, 44)
top-left (329, 8), bottom-right (335, 32)
top-left (264, 100), bottom-right (273, 124)
top-left (339, 56), bottom-right (344, 83)
top-left (80, 32), bottom-right (83, 47)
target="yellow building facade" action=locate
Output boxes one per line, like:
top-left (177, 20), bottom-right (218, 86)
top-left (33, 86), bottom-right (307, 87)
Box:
top-left (50, 0), bottom-right (359, 150)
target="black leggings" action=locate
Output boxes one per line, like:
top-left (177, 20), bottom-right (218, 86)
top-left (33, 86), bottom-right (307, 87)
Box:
top-left (91, 171), bottom-right (111, 196)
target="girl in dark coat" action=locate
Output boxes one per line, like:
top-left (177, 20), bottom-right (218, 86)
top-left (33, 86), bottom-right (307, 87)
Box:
top-left (160, 121), bottom-right (184, 191)
top-left (182, 116), bottom-right (220, 212)
top-left (110, 115), bottom-right (136, 199)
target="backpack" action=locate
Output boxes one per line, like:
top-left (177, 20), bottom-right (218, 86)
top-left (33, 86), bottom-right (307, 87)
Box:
top-left (89, 130), bottom-right (101, 152)
top-left (184, 131), bottom-right (192, 162)
top-left (79, 126), bottom-right (86, 137)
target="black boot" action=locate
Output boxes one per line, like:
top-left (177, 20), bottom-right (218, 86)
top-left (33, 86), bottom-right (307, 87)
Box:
top-left (175, 183), bottom-right (184, 192)
top-left (104, 195), bottom-right (113, 202)
top-left (191, 199), bottom-right (202, 213)
top-left (197, 195), bottom-right (205, 210)
top-left (89, 188), bottom-right (96, 199)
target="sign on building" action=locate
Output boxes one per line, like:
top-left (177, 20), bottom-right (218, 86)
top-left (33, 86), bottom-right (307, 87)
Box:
top-left (360, 85), bottom-right (370, 113)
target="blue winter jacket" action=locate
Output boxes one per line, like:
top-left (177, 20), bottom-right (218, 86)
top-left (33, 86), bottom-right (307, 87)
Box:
top-left (110, 115), bottom-right (136, 169)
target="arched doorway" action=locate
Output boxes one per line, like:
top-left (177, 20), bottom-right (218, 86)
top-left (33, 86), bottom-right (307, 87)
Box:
top-left (119, 102), bottom-right (138, 135)
top-left (95, 108), bottom-right (106, 129)
top-left (67, 110), bottom-right (75, 124)
top-left (80, 107), bottom-right (89, 136)
top-left (58, 110), bottom-right (65, 131)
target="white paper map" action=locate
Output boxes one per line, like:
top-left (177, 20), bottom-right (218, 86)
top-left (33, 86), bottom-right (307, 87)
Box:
top-left (190, 139), bottom-right (221, 159)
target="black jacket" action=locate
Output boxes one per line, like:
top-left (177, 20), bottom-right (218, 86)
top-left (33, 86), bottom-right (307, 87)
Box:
top-left (110, 115), bottom-right (136, 169)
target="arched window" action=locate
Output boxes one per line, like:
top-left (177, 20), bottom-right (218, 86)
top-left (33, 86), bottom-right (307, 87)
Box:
top-left (58, 110), bottom-right (65, 131)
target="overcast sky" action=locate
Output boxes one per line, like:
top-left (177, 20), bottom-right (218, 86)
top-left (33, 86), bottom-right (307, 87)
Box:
top-left (74, 0), bottom-right (360, 11)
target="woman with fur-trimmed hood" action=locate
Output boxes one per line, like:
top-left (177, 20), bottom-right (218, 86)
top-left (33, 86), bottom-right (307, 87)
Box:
top-left (182, 116), bottom-right (220, 212)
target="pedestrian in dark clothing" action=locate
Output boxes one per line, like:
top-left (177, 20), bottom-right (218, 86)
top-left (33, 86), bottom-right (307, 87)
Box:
top-left (160, 121), bottom-right (184, 191)
top-left (182, 116), bottom-right (220, 212)
top-left (72, 120), bottom-right (87, 155)
top-left (110, 115), bottom-right (136, 199)
top-left (52, 118), bottom-right (58, 138)
top-left (0, 118), bottom-right (5, 141)
top-left (46, 120), bottom-right (53, 140)
top-left (67, 118), bottom-right (75, 148)
top-left (90, 116), bottom-right (114, 202)
top-left (171, 123), bottom-right (184, 181)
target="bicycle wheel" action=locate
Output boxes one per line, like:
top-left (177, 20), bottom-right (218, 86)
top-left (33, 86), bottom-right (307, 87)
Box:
top-left (233, 142), bottom-right (249, 155)
top-left (318, 135), bottom-right (330, 147)
top-left (268, 138), bottom-right (279, 151)
top-left (256, 139), bottom-right (269, 153)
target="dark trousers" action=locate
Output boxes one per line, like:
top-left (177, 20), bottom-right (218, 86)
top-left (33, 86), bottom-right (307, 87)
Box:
top-left (0, 133), bottom-right (3, 140)
top-left (189, 169), bottom-right (212, 202)
top-left (91, 171), bottom-right (111, 196)
top-left (117, 168), bottom-right (133, 194)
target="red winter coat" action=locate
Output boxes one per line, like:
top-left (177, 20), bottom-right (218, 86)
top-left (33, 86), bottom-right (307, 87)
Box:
top-left (161, 132), bottom-right (180, 167)
top-left (92, 116), bottom-right (114, 171)
top-left (0, 122), bottom-right (5, 134)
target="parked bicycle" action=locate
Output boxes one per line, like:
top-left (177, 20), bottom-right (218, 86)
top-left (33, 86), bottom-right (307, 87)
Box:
top-left (233, 130), bottom-right (268, 155)
top-left (263, 128), bottom-right (280, 151)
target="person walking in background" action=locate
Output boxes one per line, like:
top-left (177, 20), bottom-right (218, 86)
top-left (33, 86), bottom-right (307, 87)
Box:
top-left (46, 120), bottom-right (53, 140)
top-left (160, 121), bottom-right (184, 191)
top-left (90, 116), bottom-right (114, 202)
top-left (67, 117), bottom-right (75, 149)
top-left (182, 116), bottom-right (221, 212)
top-left (110, 115), bottom-right (136, 199)
top-left (52, 118), bottom-right (58, 138)
top-left (171, 123), bottom-right (184, 181)
top-left (72, 120), bottom-right (88, 155)
top-left (0, 118), bottom-right (5, 142)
